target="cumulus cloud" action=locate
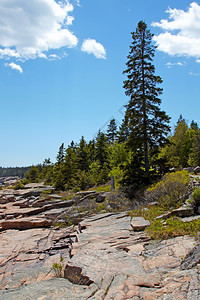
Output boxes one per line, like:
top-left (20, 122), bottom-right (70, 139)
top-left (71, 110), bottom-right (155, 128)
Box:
top-left (81, 39), bottom-right (106, 59)
top-left (152, 2), bottom-right (200, 59)
top-left (0, 0), bottom-right (78, 61)
top-left (6, 62), bottom-right (23, 73)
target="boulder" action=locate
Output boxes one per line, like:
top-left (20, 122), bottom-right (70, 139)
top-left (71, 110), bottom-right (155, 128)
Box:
top-left (156, 205), bottom-right (194, 220)
top-left (171, 205), bottom-right (194, 218)
top-left (131, 217), bottom-right (150, 231)
top-left (96, 192), bottom-right (111, 203)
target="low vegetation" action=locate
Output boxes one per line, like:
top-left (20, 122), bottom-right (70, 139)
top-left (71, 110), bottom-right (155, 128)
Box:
top-left (145, 170), bottom-right (190, 209)
top-left (147, 218), bottom-right (200, 240)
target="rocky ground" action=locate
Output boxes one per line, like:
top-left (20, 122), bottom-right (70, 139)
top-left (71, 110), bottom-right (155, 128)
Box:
top-left (0, 183), bottom-right (199, 299)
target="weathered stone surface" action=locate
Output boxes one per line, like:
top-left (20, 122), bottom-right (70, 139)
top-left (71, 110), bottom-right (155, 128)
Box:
top-left (0, 182), bottom-right (199, 299)
top-left (75, 190), bottom-right (96, 197)
top-left (65, 213), bottom-right (199, 299)
top-left (182, 215), bottom-right (200, 222)
top-left (181, 243), bottom-right (200, 270)
top-left (0, 227), bottom-right (76, 290)
top-left (131, 216), bottom-right (150, 231)
top-left (172, 205), bottom-right (194, 217)
top-left (156, 205), bottom-right (194, 220)
top-left (0, 278), bottom-right (98, 300)
top-left (0, 217), bottom-right (52, 230)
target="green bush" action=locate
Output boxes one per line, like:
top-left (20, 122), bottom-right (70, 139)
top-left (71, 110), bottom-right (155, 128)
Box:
top-left (146, 170), bottom-right (190, 209)
top-left (191, 187), bottom-right (200, 212)
top-left (147, 217), bottom-right (200, 240)
top-left (13, 181), bottom-right (25, 190)
top-left (52, 256), bottom-right (64, 277)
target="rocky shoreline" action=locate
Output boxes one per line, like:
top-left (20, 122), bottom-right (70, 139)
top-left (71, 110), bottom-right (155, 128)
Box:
top-left (0, 183), bottom-right (199, 299)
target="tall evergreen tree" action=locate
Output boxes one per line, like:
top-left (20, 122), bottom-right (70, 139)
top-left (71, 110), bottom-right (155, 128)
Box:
top-left (123, 21), bottom-right (170, 177)
top-left (95, 131), bottom-right (109, 168)
top-left (117, 115), bottom-right (130, 143)
top-left (56, 143), bottom-right (65, 165)
top-left (77, 136), bottom-right (89, 171)
top-left (106, 118), bottom-right (117, 143)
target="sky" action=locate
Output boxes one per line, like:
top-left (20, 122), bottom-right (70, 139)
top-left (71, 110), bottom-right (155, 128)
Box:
top-left (1, 0), bottom-right (200, 167)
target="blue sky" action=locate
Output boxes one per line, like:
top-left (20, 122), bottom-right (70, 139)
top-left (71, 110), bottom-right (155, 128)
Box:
top-left (1, 0), bottom-right (200, 167)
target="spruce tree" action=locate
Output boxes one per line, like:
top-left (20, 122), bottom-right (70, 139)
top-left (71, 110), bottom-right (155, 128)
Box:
top-left (123, 21), bottom-right (170, 177)
top-left (56, 143), bottom-right (65, 165)
top-left (106, 119), bottom-right (117, 143)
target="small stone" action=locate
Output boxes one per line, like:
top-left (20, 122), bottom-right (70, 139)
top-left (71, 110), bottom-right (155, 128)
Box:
top-left (131, 217), bottom-right (150, 231)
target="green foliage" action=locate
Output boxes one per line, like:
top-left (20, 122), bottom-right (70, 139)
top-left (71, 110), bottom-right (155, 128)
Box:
top-left (13, 181), bottom-right (25, 190)
top-left (106, 118), bottom-right (118, 143)
top-left (25, 166), bottom-right (40, 183)
top-left (52, 256), bottom-right (64, 277)
top-left (188, 128), bottom-right (200, 166)
top-left (146, 170), bottom-right (190, 209)
top-left (129, 205), bottom-right (166, 221)
top-left (147, 218), bottom-right (200, 240)
top-left (56, 143), bottom-right (65, 165)
top-left (160, 116), bottom-right (198, 169)
top-left (95, 131), bottom-right (109, 167)
top-left (191, 187), bottom-right (200, 212)
top-left (123, 21), bottom-right (170, 177)
top-left (0, 166), bottom-right (31, 178)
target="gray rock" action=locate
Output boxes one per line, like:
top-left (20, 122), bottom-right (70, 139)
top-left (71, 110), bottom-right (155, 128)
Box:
top-left (0, 217), bottom-right (52, 230)
top-left (182, 215), bottom-right (200, 222)
top-left (194, 166), bottom-right (200, 174)
top-left (171, 205), bottom-right (194, 217)
top-left (96, 192), bottom-right (111, 203)
top-left (148, 201), bottom-right (158, 207)
top-left (156, 205), bottom-right (194, 220)
top-left (131, 217), bottom-right (150, 231)
top-left (181, 243), bottom-right (200, 270)
top-left (76, 190), bottom-right (96, 197)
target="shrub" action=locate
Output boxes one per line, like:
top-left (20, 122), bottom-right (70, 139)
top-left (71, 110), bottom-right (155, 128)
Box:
top-left (146, 170), bottom-right (190, 209)
top-left (13, 181), bottom-right (25, 190)
top-left (129, 205), bottom-right (166, 221)
top-left (52, 256), bottom-right (64, 277)
top-left (146, 217), bottom-right (200, 240)
top-left (191, 187), bottom-right (200, 213)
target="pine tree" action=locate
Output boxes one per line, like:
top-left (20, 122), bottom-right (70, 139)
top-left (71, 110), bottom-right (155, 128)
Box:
top-left (117, 115), bottom-right (130, 143)
top-left (95, 131), bottom-right (109, 168)
top-left (56, 143), bottom-right (65, 165)
top-left (77, 136), bottom-right (89, 171)
top-left (106, 119), bottom-right (117, 143)
top-left (123, 21), bottom-right (170, 177)
top-left (188, 129), bottom-right (200, 166)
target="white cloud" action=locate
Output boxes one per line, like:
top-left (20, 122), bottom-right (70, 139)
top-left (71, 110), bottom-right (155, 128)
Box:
top-left (81, 39), bottom-right (106, 59)
top-left (6, 62), bottom-right (23, 73)
top-left (49, 54), bottom-right (61, 60)
top-left (152, 2), bottom-right (200, 59)
top-left (66, 16), bottom-right (74, 25)
top-left (189, 71), bottom-right (200, 76)
top-left (0, 0), bottom-right (78, 61)
top-left (166, 61), bottom-right (184, 68)
top-left (75, 0), bottom-right (81, 7)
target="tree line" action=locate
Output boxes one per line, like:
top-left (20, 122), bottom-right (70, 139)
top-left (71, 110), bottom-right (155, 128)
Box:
top-left (8, 21), bottom-right (200, 198)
